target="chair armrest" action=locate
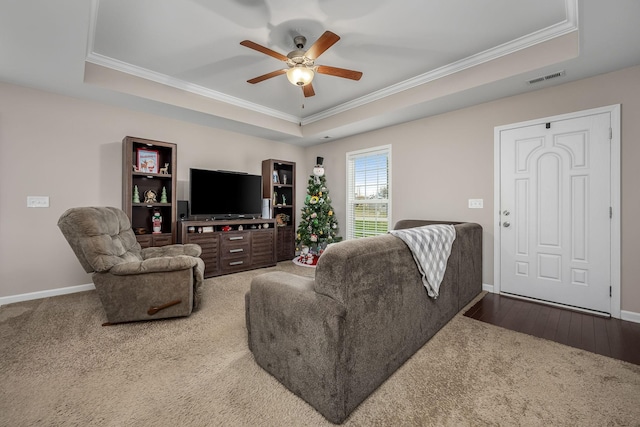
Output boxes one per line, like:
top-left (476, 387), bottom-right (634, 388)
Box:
top-left (109, 255), bottom-right (198, 276)
top-left (248, 271), bottom-right (346, 417)
top-left (141, 244), bottom-right (202, 259)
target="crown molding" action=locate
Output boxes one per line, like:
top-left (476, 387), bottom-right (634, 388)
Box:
top-left (88, 0), bottom-right (578, 128)
top-left (85, 52), bottom-right (301, 124)
top-left (302, 0), bottom-right (578, 125)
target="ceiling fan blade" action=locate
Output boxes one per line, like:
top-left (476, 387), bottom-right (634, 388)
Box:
top-left (302, 83), bottom-right (315, 97)
top-left (305, 31), bottom-right (340, 60)
top-left (240, 40), bottom-right (289, 62)
top-left (247, 69), bottom-right (287, 84)
top-left (316, 65), bottom-right (363, 81)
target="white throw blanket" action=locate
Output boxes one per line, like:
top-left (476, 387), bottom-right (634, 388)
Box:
top-left (389, 224), bottom-right (456, 298)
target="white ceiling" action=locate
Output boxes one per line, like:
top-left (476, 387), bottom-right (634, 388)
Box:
top-left (1, 0), bottom-right (640, 146)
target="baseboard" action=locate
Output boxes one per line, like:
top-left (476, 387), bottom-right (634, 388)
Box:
top-left (0, 283), bottom-right (95, 307)
top-left (482, 283), bottom-right (494, 293)
top-left (621, 310), bottom-right (640, 324)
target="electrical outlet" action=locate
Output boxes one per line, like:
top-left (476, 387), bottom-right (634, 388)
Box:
top-left (27, 196), bottom-right (49, 208)
top-left (468, 199), bottom-right (483, 209)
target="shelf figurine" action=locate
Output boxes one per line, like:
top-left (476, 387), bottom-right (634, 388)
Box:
top-left (160, 186), bottom-right (168, 203)
top-left (152, 209), bottom-right (162, 234)
top-left (159, 163), bottom-right (169, 174)
top-left (133, 185), bottom-right (140, 203)
top-left (282, 194), bottom-right (286, 205)
top-left (144, 189), bottom-right (157, 203)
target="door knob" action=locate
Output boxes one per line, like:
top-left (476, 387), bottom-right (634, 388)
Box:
top-left (503, 221), bottom-right (511, 228)
top-left (503, 210), bottom-right (510, 216)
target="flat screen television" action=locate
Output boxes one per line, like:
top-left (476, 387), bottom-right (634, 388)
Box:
top-left (189, 168), bottom-right (263, 219)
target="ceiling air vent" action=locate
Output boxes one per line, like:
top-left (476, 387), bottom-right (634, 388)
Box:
top-left (528, 70), bottom-right (565, 85)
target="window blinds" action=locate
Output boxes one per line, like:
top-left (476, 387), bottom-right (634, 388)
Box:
top-left (346, 145), bottom-right (391, 239)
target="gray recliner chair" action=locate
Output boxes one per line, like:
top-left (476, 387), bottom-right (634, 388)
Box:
top-left (58, 206), bottom-right (205, 325)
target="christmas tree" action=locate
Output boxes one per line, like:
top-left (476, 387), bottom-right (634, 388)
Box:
top-left (295, 158), bottom-right (341, 265)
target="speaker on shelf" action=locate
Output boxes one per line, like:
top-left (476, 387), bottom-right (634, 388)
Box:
top-left (178, 200), bottom-right (189, 220)
top-left (262, 198), bottom-right (271, 219)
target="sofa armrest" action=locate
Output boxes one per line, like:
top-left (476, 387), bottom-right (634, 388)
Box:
top-left (141, 244), bottom-right (202, 259)
top-left (247, 271), bottom-right (347, 421)
top-left (109, 255), bottom-right (198, 275)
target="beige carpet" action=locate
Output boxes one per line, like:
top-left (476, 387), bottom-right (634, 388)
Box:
top-left (1, 262), bottom-right (639, 427)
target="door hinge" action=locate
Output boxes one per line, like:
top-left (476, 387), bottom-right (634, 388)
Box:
top-left (610, 286), bottom-right (612, 297)
top-left (609, 207), bottom-right (613, 218)
top-left (609, 127), bottom-right (612, 140)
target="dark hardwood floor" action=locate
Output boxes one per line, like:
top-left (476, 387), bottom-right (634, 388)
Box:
top-left (464, 293), bottom-right (640, 366)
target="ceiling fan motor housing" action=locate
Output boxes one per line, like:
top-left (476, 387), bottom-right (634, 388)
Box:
top-left (293, 35), bottom-right (306, 49)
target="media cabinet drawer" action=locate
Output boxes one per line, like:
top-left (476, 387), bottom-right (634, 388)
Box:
top-left (220, 255), bottom-right (251, 273)
top-left (220, 242), bottom-right (250, 259)
top-left (221, 232), bottom-right (250, 243)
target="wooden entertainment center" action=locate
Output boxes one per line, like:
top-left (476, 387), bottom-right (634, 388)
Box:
top-left (178, 218), bottom-right (276, 278)
top-left (122, 137), bottom-right (294, 277)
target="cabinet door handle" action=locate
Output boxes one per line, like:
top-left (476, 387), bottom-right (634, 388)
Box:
top-left (229, 248), bottom-right (243, 253)
top-left (229, 236), bottom-right (244, 241)
top-left (229, 261), bottom-right (244, 266)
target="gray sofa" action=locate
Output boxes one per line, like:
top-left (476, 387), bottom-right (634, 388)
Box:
top-left (245, 220), bottom-right (482, 424)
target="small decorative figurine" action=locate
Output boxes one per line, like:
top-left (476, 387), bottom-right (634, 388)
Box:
top-left (273, 191), bottom-right (278, 206)
top-left (313, 157), bottom-right (325, 184)
top-left (144, 190), bottom-right (157, 203)
top-left (282, 194), bottom-right (287, 205)
top-left (160, 187), bottom-right (168, 203)
top-left (152, 209), bottom-right (162, 234)
top-left (159, 163), bottom-right (169, 174)
top-left (133, 185), bottom-right (140, 203)
top-left (283, 173), bottom-right (288, 185)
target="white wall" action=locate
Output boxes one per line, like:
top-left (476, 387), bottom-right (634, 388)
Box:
top-left (2, 64), bottom-right (640, 316)
top-left (0, 82), bottom-right (305, 298)
top-left (313, 65), bottom-right (640, 315)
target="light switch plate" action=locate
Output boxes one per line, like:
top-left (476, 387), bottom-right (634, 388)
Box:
top-left (468, 198), bottom-right (483, 209)
top-left (27, 196), bottom-right (49, 208)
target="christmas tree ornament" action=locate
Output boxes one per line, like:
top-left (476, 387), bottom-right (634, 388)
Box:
top-left (313, 157), bottom-right (325, 184)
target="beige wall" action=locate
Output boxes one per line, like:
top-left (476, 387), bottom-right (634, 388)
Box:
top-left (0, 82), bottom-right (305, 298)
top-left (2, 64), bottom-right (639, 315)
top-left (313, 65), bottom-right (640, 315)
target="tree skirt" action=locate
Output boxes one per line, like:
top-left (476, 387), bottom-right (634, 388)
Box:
top-left (292, 253), bottom-right (319, 267)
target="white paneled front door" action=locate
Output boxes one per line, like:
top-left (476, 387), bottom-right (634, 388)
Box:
top-left (498, 111), bottom-right (612, 314)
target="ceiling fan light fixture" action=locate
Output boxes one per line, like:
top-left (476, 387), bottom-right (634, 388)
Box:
top-left (286, 65), bottom-right (314, 86)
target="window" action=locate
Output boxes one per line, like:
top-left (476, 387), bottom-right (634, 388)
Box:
top-left (346, 145), bottom-right (391, 239)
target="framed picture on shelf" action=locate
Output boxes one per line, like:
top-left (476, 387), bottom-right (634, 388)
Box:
top-left (137, 148), bottom-right (159, 173)
top-left (272, 170), bottom-right (279, 183)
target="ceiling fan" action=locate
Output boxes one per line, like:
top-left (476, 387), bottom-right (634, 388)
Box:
top-left (240, 31), bottom-right (363, 98)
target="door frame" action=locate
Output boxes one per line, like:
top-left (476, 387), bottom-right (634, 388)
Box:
top-left (493, 104), bottom-right (621, 318)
